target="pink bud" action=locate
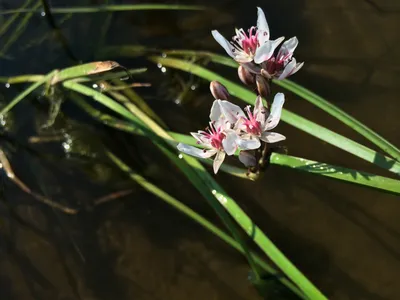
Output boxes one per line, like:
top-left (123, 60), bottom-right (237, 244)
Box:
top-left (238, 65), bottom-right (255, 86)
top-left (210, 81), bottom-right (230, 100)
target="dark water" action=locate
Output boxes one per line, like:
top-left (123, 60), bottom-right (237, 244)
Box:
top-left (0, 0), bottom-right (400, 299)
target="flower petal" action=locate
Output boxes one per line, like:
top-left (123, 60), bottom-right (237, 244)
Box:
top-left (217, 100), bottom-right (246, 124)
top-left (254, 36), bottom-right (285, 64)
top-left (177, 143), bottom-right (216, 158)
top-left (260, 132), bottom-right (286, 143)
top-left (222, 131), bottom-right (238, 156)
top-left (209, 100), bottom-right (222, 122)
top-left (239, 151), bottom-right (257, 167)
top-left (237, 136), bottom-right (261, 150)
top-left (264, 93), bottom-right (285, 130)
top-left (213, 151), bottom-right (226, 174)
top-left (277, 36), bottom-right (298, 61)
top-left (211, 30), bottom-right (235, 59)
top-left (277, 59), bottom-right (295, 80)
top-left (253, 95), bottom-right (267, 124)
top-left (256, 7), bottom-right (270, 42)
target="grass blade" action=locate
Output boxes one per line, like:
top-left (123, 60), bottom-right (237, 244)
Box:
top-left (0, 4), bottom-right (205, 15)
top-left (160, 50), bottom-right (400, 162)
top-left (107, 150), bottom-right (307, 299)
top-left (0, 0), bottom-right (34, 37)
top-left (149, 56), bottom-right (400, 176)
top-left (270, 153), bottom-right (400, 194)
top-left (64, 81), bottom-right (327, 299)
top-left (274, 79), bottom-right (400, 162)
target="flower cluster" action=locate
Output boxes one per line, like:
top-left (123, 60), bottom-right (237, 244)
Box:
top-left (212, 7), bottom-right (303, 86)
top-left (177, 92), bottom-right (285, 173)
top-left (177, 6), bottom-right (303, 175)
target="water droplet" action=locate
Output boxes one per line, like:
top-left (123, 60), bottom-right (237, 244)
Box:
top-left (161, 53), bottom-right (167, 58)
top-left (5, 83), bottom-right (10, 88)
top-left (190, 85), bottom-right (196, 91)
top-left (178, 154), bottom-right (183, 159)
top-left (211, 189), bottom-right (217, 195)
top-left (40, 11), bottom-right (46, 17)
top-left (62, 142), bottom-right (71, 151)
top-left (161, 67), bottom-right (167, 73)
top-left (92, 83), bottom-right (98, 89)
top-left (157, 63), bottom-right (162, 68)
top-left (319, 166), bottom-right (324, 170)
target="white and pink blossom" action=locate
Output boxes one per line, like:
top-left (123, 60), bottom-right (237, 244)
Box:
top-left (177, 120), bottom-right (236, 174)
top-left (211, 7), bottom-right (284, 64)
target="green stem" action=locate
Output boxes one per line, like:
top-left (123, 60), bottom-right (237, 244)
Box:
top-left (0, 0), bottom-right (34, 36)
top-left (0, 71), bottom-right (57, 116)
top-left (0, 4), bottom-right (205, 15)
top-left (0, 1), bottom-right (41, 55)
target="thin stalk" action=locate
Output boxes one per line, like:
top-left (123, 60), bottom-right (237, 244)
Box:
top-left (0, 1), bottom-right (41, 55)
top-left (0, 0), bottom-right (34, 36)
top-left (110, 79), bottom-right (167, 128)
top-left (106, 150), bottom-right (307, 299)
top-left (0, 71), bottom-right (57, 116)
top-left (39, 0), bottom-right (78, 62)
top-left (0, 4), bottom-right (205, 15)
top-left (0, 68), bottom-right (147, 84)
top-left (149, 57), bottom-right (400, 176)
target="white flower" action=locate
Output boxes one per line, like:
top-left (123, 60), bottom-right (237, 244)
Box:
top-left (211, 7), bottom-right (284, 64)
top-left (260, 37), bottom-right (304, 80)
top-left (211, 94), bottom-right (286, 150)
top-left (237, 93), bottom-right (286, 145)
top-left (177, 119), bottom-right (236, 174)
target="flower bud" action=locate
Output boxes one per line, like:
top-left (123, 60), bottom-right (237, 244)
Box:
top-left (238, 65), bottom-right (255, 86)
top-left (210, 81), bottom-right (230, 100)
top-left (256, 74), bottom-right (271, 98)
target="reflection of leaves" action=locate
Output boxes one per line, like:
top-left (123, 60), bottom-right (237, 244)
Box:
top-left (41, 86), bottom-right (64, 129)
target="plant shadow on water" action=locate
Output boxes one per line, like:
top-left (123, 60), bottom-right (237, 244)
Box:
top-left (1, 0), bottom-right (400, 299)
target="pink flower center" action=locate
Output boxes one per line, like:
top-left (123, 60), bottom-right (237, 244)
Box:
top-left (201, 123), bottom-right (226, 150)
top-left (242, 106), bottom-right (262, 135)
top-left (265, 53), bottom-right (292, 75)
top-left (232, 27), bottom-right (259, 55)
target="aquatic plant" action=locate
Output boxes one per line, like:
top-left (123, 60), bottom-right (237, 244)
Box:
top-left (1, 3), bottom-right (399, 300)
